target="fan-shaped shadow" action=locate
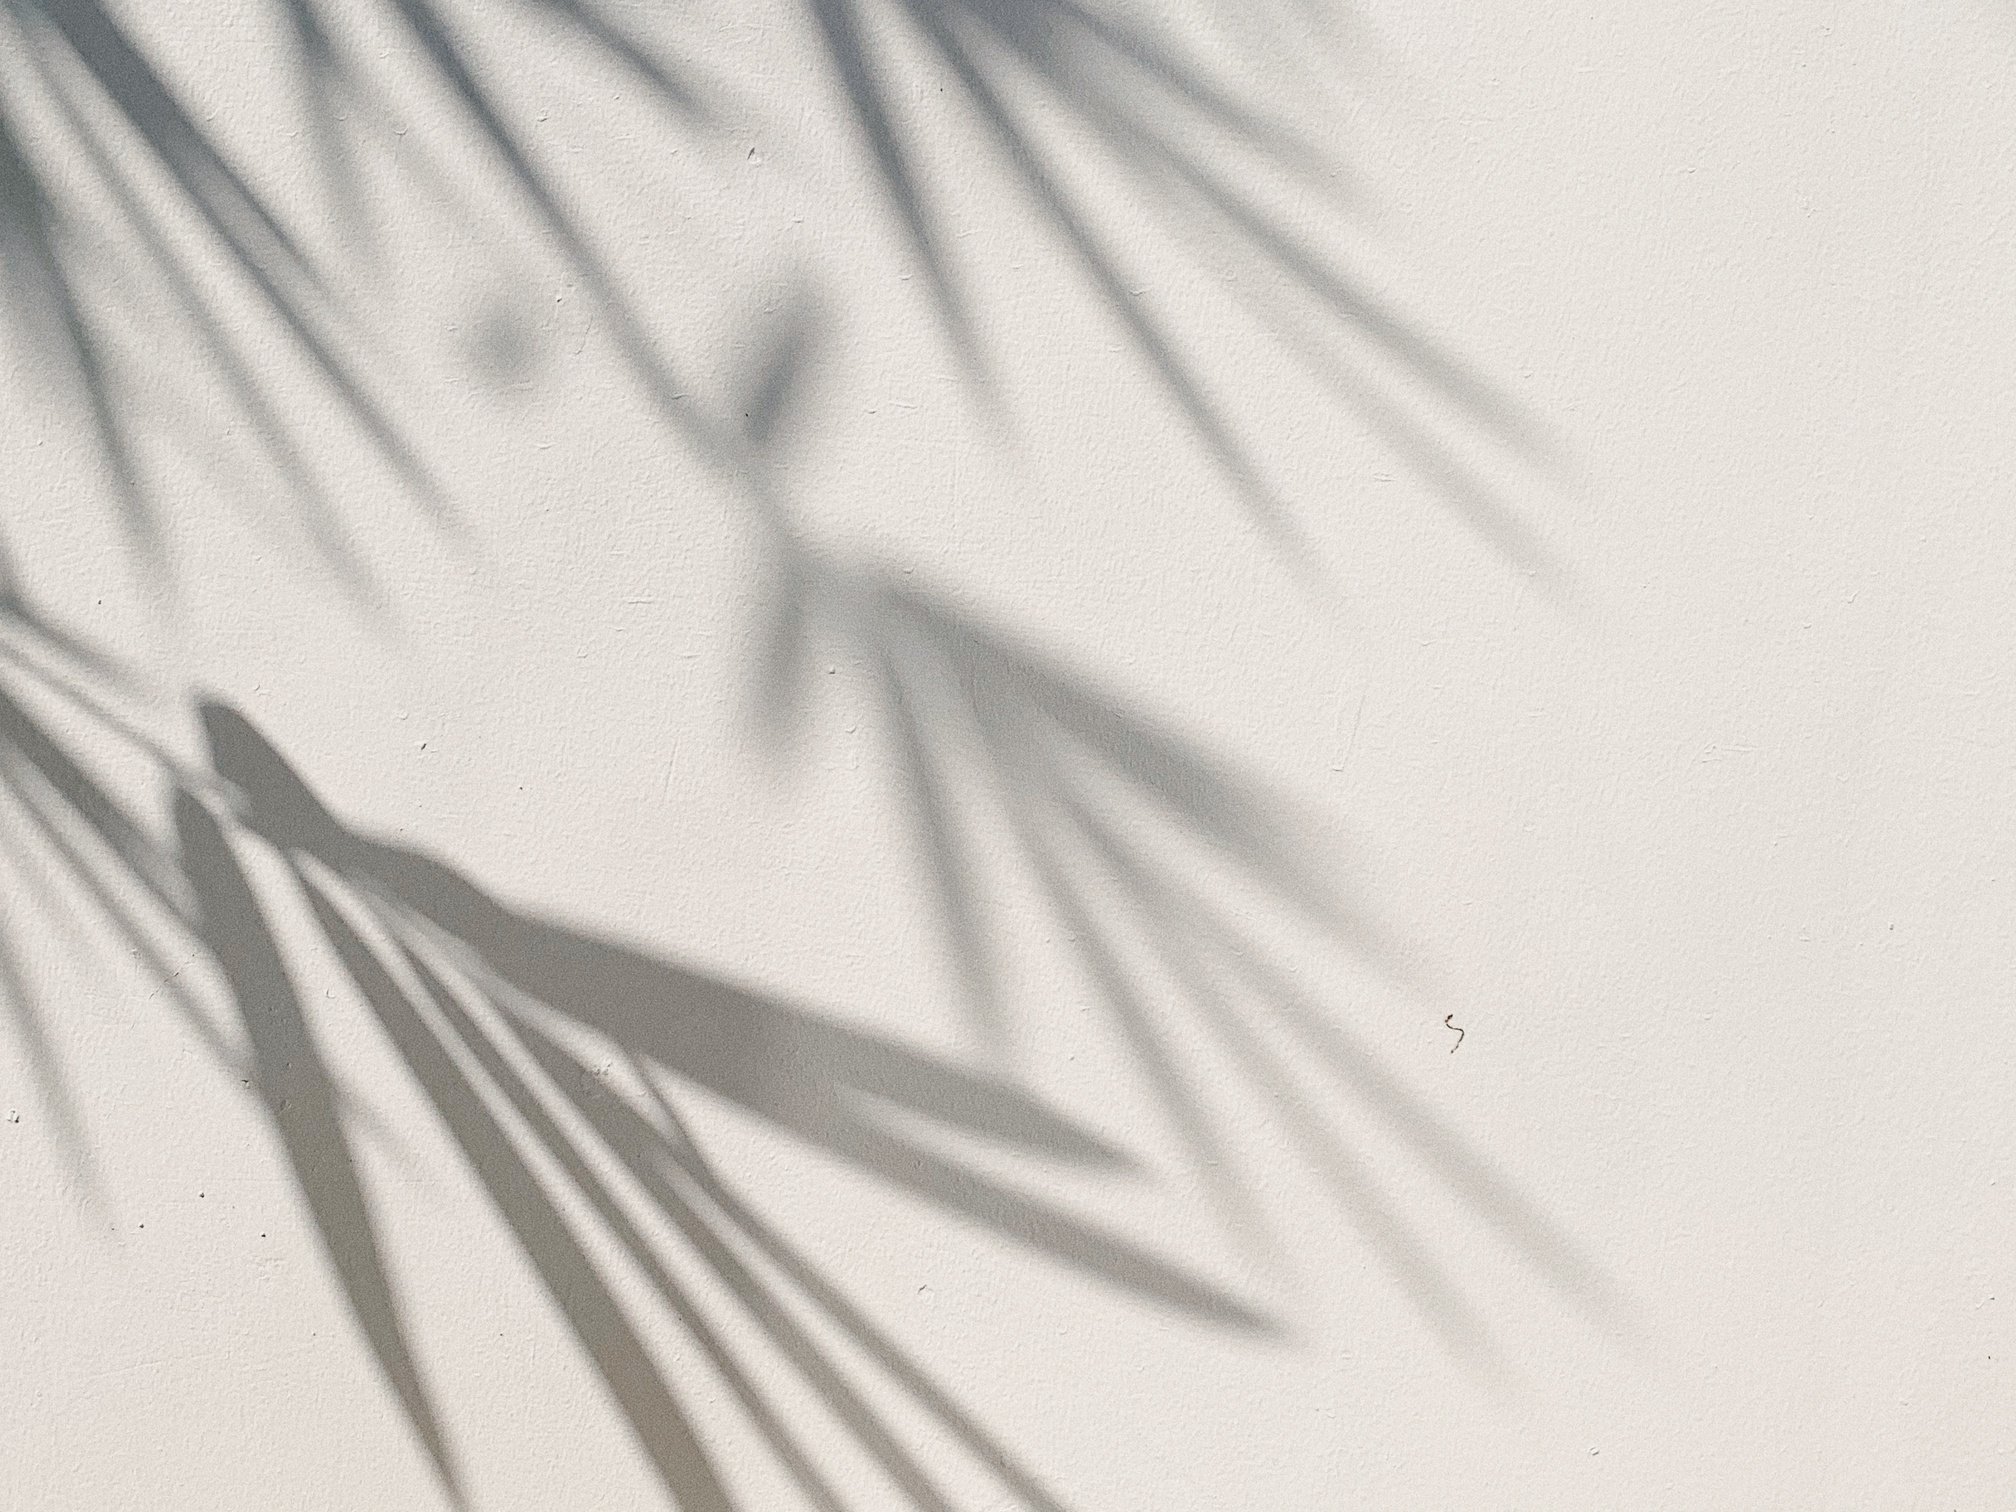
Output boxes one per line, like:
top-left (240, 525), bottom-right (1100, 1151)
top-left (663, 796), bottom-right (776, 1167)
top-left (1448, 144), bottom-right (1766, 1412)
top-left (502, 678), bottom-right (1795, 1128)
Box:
top-left (201, 701), bottom-right (1261, 1322)
top-left (3, 0), bottom-right (1557, 599)
top-left (0, 595), bottom-right (220, 1208)
top-left (0, 0), bottom-right (1606, 1496)
top-left (0, 670), bottom-right (1272, 1507)
top-left (193, 697), bottom-right (1271, 1505)
top-left (0, 589), bottom-right (465, 1180)
top-left (0, 0), bottom-right (454, 600)
top-left (0, 0), bottom-right (722, 604)
top-left (762, 547), bottom-right (1623, 1369)
top-left (802, 0), bottom-right (1560, 576)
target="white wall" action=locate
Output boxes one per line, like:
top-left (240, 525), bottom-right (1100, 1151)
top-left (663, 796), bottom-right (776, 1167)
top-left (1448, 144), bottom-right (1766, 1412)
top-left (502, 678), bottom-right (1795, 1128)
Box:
top-left (2, 0), bottom-right (2012, 1505)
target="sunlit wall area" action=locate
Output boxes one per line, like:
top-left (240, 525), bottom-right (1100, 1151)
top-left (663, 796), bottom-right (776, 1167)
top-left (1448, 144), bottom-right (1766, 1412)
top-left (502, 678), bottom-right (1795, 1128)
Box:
top-left (2, 0), bottom-right (2012, 1506)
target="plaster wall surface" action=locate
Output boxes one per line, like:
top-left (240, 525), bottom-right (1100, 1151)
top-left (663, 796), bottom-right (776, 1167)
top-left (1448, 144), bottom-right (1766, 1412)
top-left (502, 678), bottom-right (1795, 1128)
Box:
top-left (0, 0), bottom-right (2011, 1506)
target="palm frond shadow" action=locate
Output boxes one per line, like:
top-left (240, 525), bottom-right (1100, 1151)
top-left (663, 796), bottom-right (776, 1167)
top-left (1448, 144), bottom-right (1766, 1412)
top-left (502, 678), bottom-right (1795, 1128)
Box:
top-left (0, 601), bottom-right (431, 1199)
top-left (4, 0), bottom-right (1557, 603)
top-left (0, 602), bottom-right (1269, 1506)
top-left (177, 699), bottom-right (1267, 1507)
top-left (0, 0), bottom-right (1603, 1492)
top-left (0, 0), bottom-right (722, 603)
top-left (807, 0), bottom-right (1560, 576)
top-left (0, 599), bottom-right (216, 1208)
top-left (766, 550), bottom-right (1621, 1367)
top-left (0, 0), bottom-right (451, 599)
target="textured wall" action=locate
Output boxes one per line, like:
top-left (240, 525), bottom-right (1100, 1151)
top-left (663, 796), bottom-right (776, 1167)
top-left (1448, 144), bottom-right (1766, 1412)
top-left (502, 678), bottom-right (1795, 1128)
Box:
top-left (2, 0), bottom-right (2012, 1505)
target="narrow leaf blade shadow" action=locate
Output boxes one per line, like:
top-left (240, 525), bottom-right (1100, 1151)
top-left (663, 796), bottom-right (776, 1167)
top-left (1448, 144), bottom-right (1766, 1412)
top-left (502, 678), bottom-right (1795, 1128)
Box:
top-left (174, 790), bottom-right (463, 1506)
top-left (301, 868), bottom-right (737, 1512)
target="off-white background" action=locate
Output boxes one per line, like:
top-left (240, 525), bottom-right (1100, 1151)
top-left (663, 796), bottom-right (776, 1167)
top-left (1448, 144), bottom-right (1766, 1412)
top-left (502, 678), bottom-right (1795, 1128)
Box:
top-left (3, 0), bottom-right (2013, 1506)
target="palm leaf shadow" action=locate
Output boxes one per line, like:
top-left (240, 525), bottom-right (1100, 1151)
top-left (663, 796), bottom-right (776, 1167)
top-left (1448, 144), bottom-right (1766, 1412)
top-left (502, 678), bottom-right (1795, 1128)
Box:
top-left (4, 0), bottom-right (1556, 602)
top-left (0, 0), bottom-right (441, 604)
top-left (807, 0), bottom-right (1560, 575)
top-left (0, 608), bottom-right (536, 1497)
top-left (194, 697), bottom-right (1267, 1506)
top-left (0, 650), bottom-right (1255, 1505)
top-left (174, 789), bottom-right (465, 1505)
top-left (0, 600), bottom-right (242, 1189)
top-left (0, 0), bottom-right (717, 604)
top-left (769, 550), bottom-right (1622, 1364)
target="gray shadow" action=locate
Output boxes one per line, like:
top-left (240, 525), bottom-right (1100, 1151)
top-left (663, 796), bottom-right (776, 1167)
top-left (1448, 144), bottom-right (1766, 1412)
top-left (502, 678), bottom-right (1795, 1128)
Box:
top-left (796, 0), bottom-right (1561, 578)
top-left (182, 697), bottom-right (1267, 1507)
top-left (0, 0), bottom-right (1612, 1497)
top-left (0, 607), bottom-right (1270, 1506)
top-left (2, 0), bottom-right (1558, 600)
top-left (761, 546), bottom-right (1625, 1370)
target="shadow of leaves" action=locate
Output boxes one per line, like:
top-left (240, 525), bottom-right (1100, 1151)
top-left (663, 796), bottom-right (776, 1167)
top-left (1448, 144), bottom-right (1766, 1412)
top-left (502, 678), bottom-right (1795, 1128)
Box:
top-left (0, 0), bottom-right (718, 602)
top-left (0, 614), bottom-right (1270, 1507)
top-left (3, 0), bottom-right (1555, 599)
top-left (806, 0), bottom-right (1559, 573)
top-left (0, 595), bottom-right (218, 1203)
top-left (764, 547), bottom-right (1621, 1367)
